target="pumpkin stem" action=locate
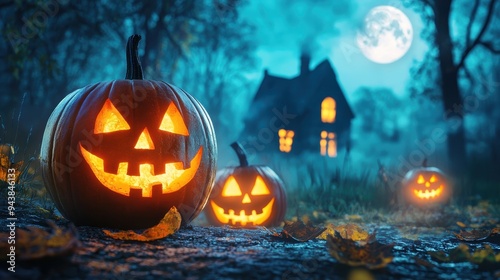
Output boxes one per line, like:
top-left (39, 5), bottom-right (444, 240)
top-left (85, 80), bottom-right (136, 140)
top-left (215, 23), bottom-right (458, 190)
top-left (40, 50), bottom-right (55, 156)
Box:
top-left (125, 34), bottom-right (144, 80)
top-left (230, 142), bottom-right (249, 167)
top-left (422, 158), bottom-right (428, 167)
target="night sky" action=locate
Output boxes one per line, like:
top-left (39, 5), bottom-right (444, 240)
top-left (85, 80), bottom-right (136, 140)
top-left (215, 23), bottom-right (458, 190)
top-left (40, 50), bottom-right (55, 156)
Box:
top-left (0, 0), bottom-right (499, 175)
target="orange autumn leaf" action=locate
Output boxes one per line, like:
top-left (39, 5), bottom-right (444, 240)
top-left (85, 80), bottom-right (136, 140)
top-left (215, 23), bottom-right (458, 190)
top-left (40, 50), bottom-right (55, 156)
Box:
top-left (0, 144), bottom-right (23, 184)
top-left (429, 243), bottom-right (500, 267)
top-left (269, 220), bottom-right (326, 242)
top-left (326, 231), bottom-right (394, 270)
top-left (0, 221), bottom-right (79, 261)
top-left (456, 221), bottom-right (467, 228)
top-left (318, 224), bottom-right (370, 243)
top-left (103, 207), bottom-right (181, 241)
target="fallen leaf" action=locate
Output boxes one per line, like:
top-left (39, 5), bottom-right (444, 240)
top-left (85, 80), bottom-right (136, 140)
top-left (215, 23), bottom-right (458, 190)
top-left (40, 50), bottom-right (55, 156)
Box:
top-left (0, 144), bottom-right (23, 183)
top-left (269, 220), bottom-right (326, 242)
top-left (344, 214), bottom-right (363, 222)
top-left (318, 224), bottom-right (370, 243)
top-left (454, 229), bottom-right (491, 242)
top-left (346, 268), bottom-right (375, 280)
top-left (326, 231), bottom-right (394, 270)
top-left (103, 207), bottom-right (181, 241)
top-left (0, 220), bottom-right (79, 261)
top-left (456, 221), bottom-right (466, 228)
top-left (429, 243), bottom-right (500, 267)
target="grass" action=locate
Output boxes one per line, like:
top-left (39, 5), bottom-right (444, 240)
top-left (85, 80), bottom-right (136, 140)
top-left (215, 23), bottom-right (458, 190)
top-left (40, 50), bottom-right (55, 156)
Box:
top-left (269, 154), bottom-right (391, 221)
top-left (269, 152), bottom-right (500, 227)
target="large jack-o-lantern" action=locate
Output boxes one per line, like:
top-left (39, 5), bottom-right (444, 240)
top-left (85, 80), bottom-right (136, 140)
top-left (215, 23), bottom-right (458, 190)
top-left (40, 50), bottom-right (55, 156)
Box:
top-left (401, 164), bottom-right (450, 207)
top-left (205, 142), bottom-right (287, 227)
top-left (40, 35), bottom-right (217, 229)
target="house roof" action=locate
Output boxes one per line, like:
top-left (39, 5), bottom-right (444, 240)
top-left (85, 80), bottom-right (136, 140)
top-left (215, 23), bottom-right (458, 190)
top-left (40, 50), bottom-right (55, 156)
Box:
top-left (246, 59), bottom-right (354, 122)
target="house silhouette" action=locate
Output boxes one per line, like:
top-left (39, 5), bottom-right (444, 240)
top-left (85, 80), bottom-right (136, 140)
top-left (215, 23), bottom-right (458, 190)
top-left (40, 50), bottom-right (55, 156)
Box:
top-left (240, 54), bottom-right (354, 157)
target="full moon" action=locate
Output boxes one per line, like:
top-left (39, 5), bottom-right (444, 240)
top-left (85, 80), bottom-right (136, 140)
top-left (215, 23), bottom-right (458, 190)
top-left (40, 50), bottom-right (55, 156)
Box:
top-left (356, 6), bottom-right (413, 64)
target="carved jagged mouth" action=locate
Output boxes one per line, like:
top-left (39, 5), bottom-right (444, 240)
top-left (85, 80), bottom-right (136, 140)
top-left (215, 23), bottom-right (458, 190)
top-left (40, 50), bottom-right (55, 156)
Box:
top-left (413, 185), bottom-right (443, 199)
top-left (79, 144), bottom-right (202, 197)
top-left (210, 199), bottom-right (275, 226)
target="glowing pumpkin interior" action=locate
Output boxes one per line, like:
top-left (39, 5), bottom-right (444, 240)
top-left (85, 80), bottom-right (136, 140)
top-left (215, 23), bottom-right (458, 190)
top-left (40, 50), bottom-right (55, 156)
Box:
top-left (80, 99), bottom-right (202, 197)
top-left (402, 167), bottom-right (450, 206)
top-left (413, 174), bottom-right (444, 199)
top-left (210, 175), bottom-right (275, 226)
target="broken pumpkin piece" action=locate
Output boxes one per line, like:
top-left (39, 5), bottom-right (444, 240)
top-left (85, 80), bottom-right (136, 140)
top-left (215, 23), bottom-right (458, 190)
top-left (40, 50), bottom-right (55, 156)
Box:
top-left (0, 220), bottom-right (79, 261)
top-left (429, 243), bottom-right (500, 267)
top-left (326, 231), bottom-right (394, 270)
top-left (269, 220), bottom-right (326, 242)
top-left (103, 206), bottom-right (181, 241)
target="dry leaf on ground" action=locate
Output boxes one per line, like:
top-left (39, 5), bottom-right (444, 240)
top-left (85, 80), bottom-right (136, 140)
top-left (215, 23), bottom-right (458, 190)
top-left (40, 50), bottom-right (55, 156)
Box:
top-left (0, 220), bottom-right (79, 261)
top-left (326, 231), bottom-right (394, 270)
top-left (456, 221), bottom-right (467, 228)
top-left (269, 220), bottom-right (326, 242)
top-left (429, 243), bottom-right (500, 267)
top-left (103, 207), bottom-right (181, 241)
top-left (0, 144), bottom-right (23, 183)
top-left (453, 228), bottom-right (500, 243)
top-left (318, 224), bottom-right (370, 243)
top-left (453, 229), bottom-right (492, 241)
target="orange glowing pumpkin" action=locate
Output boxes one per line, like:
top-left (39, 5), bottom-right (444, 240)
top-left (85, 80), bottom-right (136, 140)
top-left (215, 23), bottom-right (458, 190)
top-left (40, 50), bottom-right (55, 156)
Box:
top-left (40, 35), bottom-right (217, 229)
top-left (205, 142), bottom-right (287, 227)
top-left (401, 166), bottom-right (450, 206)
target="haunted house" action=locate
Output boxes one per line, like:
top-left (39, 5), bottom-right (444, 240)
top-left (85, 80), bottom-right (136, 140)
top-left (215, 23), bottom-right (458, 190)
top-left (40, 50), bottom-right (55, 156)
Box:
top-left (241, 55), bottom-right (354, 158)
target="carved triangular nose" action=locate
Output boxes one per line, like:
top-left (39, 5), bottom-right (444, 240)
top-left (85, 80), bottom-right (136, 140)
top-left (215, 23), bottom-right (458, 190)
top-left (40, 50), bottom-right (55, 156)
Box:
top-left (242, 193), bottom-right (252, 204)
top-left (134, 128), bottom-right (155, 150)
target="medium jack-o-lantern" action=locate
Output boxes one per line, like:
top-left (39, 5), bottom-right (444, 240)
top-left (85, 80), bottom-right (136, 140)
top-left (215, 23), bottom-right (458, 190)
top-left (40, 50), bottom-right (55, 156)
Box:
top-left (205, 142), bottom-right (287, 227)
top-left (40, 35), bottom-right (217, 229)
top-left (401, 165), bottom-right (450, 206)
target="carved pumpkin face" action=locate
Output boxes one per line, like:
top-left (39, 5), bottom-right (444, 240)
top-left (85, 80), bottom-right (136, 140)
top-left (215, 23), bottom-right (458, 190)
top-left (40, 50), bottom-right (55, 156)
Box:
top-left (401, 167), bottom-right (450, 206)
top-left (205, 143), bottom-right (287, 227)
top-left (40, 35), bottom-right (217, 229)
top-left (80, 99), bottom-right (202, 198)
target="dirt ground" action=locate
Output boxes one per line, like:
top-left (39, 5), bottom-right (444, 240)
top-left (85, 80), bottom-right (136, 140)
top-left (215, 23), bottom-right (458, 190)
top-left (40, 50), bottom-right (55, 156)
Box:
top-left (1, 206), bottom-right (500, 280)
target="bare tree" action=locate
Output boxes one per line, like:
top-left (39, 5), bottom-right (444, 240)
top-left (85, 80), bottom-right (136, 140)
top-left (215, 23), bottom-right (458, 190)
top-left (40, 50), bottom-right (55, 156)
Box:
top-left (408, 0), bottom-right (500, 173)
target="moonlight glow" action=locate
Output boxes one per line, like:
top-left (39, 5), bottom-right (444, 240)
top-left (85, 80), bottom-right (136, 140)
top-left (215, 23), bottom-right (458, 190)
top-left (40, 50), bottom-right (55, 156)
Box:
top-left (357, 6), bottom-right (413, 64)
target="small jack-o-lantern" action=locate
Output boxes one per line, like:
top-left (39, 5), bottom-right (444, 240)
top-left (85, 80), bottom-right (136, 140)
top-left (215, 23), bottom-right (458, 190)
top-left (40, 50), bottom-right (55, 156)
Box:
top-left (401, 165), bottom-right (450, 206)
top-left (40, 35), bottom-right (217, 229)
top-left (205, 142), bottom-right (287, 227)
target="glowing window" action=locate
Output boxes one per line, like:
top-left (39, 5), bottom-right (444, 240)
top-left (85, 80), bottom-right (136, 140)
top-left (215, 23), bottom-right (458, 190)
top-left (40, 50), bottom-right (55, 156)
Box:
top-left (278, 129), bottom-right (294, 153)
top-left (320, 131), bottom-right (337, 157)
top-left (321, 97), bottom-right (336, 123)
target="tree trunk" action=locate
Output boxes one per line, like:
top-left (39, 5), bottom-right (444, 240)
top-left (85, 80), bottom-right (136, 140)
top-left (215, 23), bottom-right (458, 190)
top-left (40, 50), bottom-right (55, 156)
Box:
top-left (434, 0), bottom-right (467, 174)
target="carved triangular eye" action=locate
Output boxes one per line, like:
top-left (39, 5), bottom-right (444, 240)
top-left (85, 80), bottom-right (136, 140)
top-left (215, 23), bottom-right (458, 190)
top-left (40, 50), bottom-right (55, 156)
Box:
top-left (94, 99), bottom-right (130, 134)
top-left (430, 175), bottom-right (436, 183)
top-left (417, 175), bottom-right (425, 184)
top-left (251, 176), bottom-right (270, 195)
top-left (222, 176), bottom-right (242, 197)
top-left (159, 103), bottom-right (189, 136)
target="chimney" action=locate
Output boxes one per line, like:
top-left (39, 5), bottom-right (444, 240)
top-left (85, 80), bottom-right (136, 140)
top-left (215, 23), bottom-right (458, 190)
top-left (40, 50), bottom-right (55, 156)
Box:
top-left (300, 53), bottom-right (310, 76)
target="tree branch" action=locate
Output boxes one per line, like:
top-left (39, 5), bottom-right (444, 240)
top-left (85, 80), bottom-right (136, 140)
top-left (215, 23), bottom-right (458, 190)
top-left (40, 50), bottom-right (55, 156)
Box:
top-left (479, 41), bottom-right (500, 54)
top-left (420, 0), bottom-right (435, 10)
top-left (465, 0), bottom-right (480, 47)
top-left (457, 0), bottom-right (498, 70)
